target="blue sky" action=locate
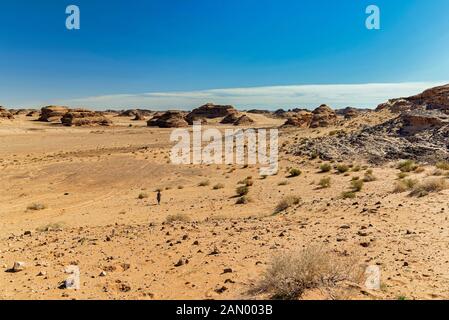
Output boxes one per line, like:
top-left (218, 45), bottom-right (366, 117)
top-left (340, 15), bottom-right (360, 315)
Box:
top-left (1, 0), bottom-right (448, 109)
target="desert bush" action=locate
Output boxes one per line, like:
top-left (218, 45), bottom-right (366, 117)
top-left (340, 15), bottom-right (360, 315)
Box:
top-left (165, 214), bottom-right (190, 223)
top-left (198, 180), bottom-right (210, 187)
top-left (363, 171), bottom-right (377, 182)
top-left (336, 164), bottom-right (349, 174)
top-left (213, 183), bottom-right (225, 190)
top-left (319, 163), bottom-right (332, 173)
top-left (236, 196), bottom-right (250, 205)
top-left (289, 168), bottom-right (302, 177)
top-left (236, 185), bottom-right (250, 196)
top-left (397, 160), bottom-right (418, 173)
top-left (350, 179), bottom-right (364, 192)
top-left (27, 203), bottom-right (47, 211)
top-left (341, 191), bottom-right (356, 199)
top-left (253, 245), bottom-right (360, 300)
top-left (274, 196), bottom-right (301, 214)
top-left (318, 177), bottom-right (331, 188)
top-left (393, 178), bottom-right (418, 193)
top-left (409, 178), bottom-right (448, 197)
top-left (36, 222), bottom-right (64, 232)
top-left (138, 193), bottom-right (149, 199)
top-left (397, 172), bottom-right (408, 179)
top-left (436, 161), bottom-right (449, 171)
top-left (239, 177), bottom-right (254, 186)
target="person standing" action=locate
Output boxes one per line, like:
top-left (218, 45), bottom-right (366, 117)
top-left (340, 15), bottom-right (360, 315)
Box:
top-left (156, 190), bottom-right (161, 205)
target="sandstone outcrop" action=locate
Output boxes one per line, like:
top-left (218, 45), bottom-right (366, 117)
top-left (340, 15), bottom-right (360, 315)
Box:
top-left (147, 111), bottom-right (188, 128)
top-left (38, 106), bottom-right (69, 122)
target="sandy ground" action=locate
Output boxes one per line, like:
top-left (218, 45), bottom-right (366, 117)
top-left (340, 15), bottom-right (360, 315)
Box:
top-left (1, 114), bottom-right (449, 300)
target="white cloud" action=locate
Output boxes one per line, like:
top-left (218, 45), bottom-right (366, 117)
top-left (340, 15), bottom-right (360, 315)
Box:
top-left (59, 81), bottom-right (447, 110)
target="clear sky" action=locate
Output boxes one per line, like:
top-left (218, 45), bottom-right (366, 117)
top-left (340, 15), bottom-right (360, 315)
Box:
top-left (1, 0), bottom-right (448, 109)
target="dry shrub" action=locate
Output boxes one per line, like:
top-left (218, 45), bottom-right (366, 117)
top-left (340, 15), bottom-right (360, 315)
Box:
top-left (436, 161), bottom-right (449, 171)
top-left (341, 191), bottom-right (356, 199)
top-left (213, 183), bottom-right (225, 190)
top-left (236, 185), bottom-right (249, 196)
top-left (319, 163), bottom-right (332, 173)
top-left (289, 168), bottom-right (302, 177)
top-left (253, 246), bottom-right (361, 300)
top-left (165, 214), bottom-right (190, 223)
top-left (409, 178), bottom-right (448, 197)
top-left (36, 222), bottom-right (64, 232)
top-left (27, 203), bottom-right (47, 211)
top-left (138, 193), bottom-right (149, 199)
top-left (336, 164), bottom-right (349, 174)
top-left (397, 160), bottom-right (418, 173)
top-left (350, 179), bottom-right (364, 192)
top-left (274, 196), bottom-right (301, 214)
top-left (236, 196), bottom-right (250, 204)
top-left (198, 180), bottom-right (210, 187)
top-left (278, 180), bottom-right (289, 186)
top-left (393, 178), bottom-right (418, 193)
top-left (318, 177), bottom-right (331, 188)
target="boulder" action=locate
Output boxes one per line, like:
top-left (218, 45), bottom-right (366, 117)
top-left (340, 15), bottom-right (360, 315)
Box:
top-left (186, 103), bottom-right (237, 124)
top-left (61, 109), bottom-right (112, 126)
top-left (310, 104), bottom-right (337, 128)
top-left (147, 111), bottom-right (188, 128)
top-left (132, 113), bottom-right (146, 121)
top-left (38, 106), bottom-right (69, 122)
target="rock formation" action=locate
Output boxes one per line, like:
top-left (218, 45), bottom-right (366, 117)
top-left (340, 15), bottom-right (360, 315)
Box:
top-left (147, 111), bottom-right (189, 128)
top-left (38, 106), bottom-right (69, 122)
top-left (292, 110), bottom-right (449, 164)
top-left (310, 104), bottom-right (337, 128)
top-left (233, 115), bottom-right (255, 126)
top-left (186, 103), bottom-right (237, 125)
top-left (283, 111), bottom-right (313, 128)
top-left (61, 109), bottom-right (112, 127)
top-left (0, 106), bottom-right (14, 119)
top-left (376, 84), bottom-right (449, 114)
top-left (220, 113), bottom-right (240, 124)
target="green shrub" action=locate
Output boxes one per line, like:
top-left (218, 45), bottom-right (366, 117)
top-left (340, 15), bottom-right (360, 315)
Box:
top-left (289, 168), bottom-right (302, 177)
top-left (318, 177), bottom-right (331, 188)
top-left (319, 163), bottom-right (332, 172)
top-left (274, 196), bottom-right (301, 214)
top-left (397, 160), bottom-right (418, 173)
top-left (336, 164), bottom-right (349, 174)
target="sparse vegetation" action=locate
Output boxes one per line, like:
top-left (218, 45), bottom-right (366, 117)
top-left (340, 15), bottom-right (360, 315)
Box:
top-left (397, 160), bottom-right (418, 173)
top-left (236, 196), bottom-right (250, 205)
top-left (278, 180), bottom-right (289, 186)
top-left (274, 196), bottom-right (301, 214)
top-left (36, 222), bottom-right (64, 232)
top-left (27, 203), bottom-right (47, 211)
top-left (165, 214), bottom-right (190, 223)
top-left (213, 183), bottom-right (225, 190)
top-left (198, 180), bottom-right (210, 187)
top-left (436, 161), bottom-right (449, 171)
top-left (289, 168), bottom-right (302, 177)
top-left (320, 163), bottom-right (332, 172)
top-left (253, 245), bottom-right (360, 300)
top-left (341, 191), bottom-right (356, 199)
top-left (236, 185), bottom-right (249, 196)
top-left (350, 179), bottom-right (364, 192)
top-left (238, 177), bottom-right (254, 186)
top-left (138, 193), bottom-right (149, 199)
top-left (318, 177), bottom-right (331, 188)
top-left (319, 163), bottom-right (332, 173)
top-left (409, 178), bottom-right (448, 197)
top-left (336, 164), bottom-right (349, 174)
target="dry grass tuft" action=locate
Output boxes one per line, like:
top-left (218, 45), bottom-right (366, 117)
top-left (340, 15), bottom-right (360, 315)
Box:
top-left (27, 203), bottom-right (47, 211)
top-left (165, 214), bottom-right (191, 223)
top-left (409, 178), bottom-right (448, 197)
top-left (274, 196), bottom-right (301, 214)
top-left (252, 245), bottom-right (361, 300)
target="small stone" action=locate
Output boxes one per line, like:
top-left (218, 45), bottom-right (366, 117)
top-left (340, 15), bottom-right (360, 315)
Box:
top-left (99, 271), bottom-right (107, 277)
top-left (223, 268), bottom-right (233, 274)
top-left (12, 261), bottom-right (25, 272)
top-left (24, 231), bottom-right (32, 236)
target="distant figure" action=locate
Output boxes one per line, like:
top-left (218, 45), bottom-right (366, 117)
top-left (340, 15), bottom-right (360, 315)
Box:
top-left (156, 191), bottom-right (161, 205)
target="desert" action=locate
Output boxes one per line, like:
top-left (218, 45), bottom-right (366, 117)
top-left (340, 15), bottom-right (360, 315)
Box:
top-left (0, 85), bottom-right (448, 300)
